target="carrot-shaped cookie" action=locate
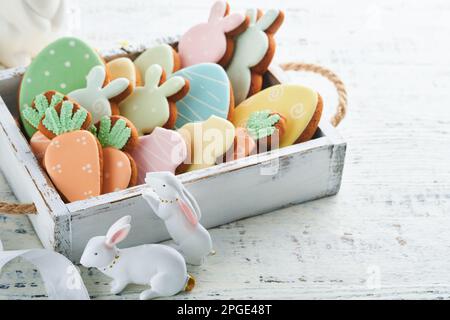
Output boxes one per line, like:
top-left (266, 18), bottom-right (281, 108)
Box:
top-left (41, 101), bottom-right (102, 203)
top-left (92, 116), bottom-right (139, 194)
top-left (22, 91), bottom-right (68, 162)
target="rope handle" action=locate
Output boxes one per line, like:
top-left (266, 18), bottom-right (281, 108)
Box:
top-left (280, 62), bottom-right (347, 127)
top-left (1, 63), bottom-right (347, 215)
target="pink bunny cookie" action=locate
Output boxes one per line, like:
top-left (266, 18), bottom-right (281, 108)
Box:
top-left (130, 127), bottom-right (187, 185)
top-left (178, 0), bottom-right (249, 68)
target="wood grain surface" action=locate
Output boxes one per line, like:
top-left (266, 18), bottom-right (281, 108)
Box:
top-left (1, 0), bottom-right (450, 300)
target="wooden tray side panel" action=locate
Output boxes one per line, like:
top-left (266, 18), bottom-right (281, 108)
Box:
top-left (0, 94), bottom-right (71, 255)
top-left (69, 142), bottom-right (339, 261)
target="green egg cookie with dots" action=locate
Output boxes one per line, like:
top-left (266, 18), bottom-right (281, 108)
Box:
top-left (19, 37), bottom-right (105, 138)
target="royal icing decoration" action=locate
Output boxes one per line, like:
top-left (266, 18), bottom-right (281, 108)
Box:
top-left (23, 91), bottom-right (66, 129)
top-left (130, 127), bottom-right (187, 185)
top-left (68, 66), bottom-right (129, 123)
top-left (227, 9), bottom-right (284, 104)
top-left (173, 63), bottom-right (232, 129)
top-left (232, 85), bottom-right (319, 148)
top-left (107, 57), bottom-right (141, 102)
top-left (19, 37), bottom-right (104, 138)
top-left (119, 64), bottom-right (188, 136)
top-left (0, 0), bottom-right (70, 68)
top-left (223, 127), bottom-right (256, 162)
top-left (178, 116), bottom-right (235, 172)
top-left (134, 44), bottom-right (180, 79)
top-left (246, 110), bottom-right (282, 140)
top-left (41, 102), bottom-right (102, 202)
top-left (178, 0), bottom-right (247, 67)
top-left (92, 116), bottom-right (137, 194)
top-left (30, 131), bottom-right (51, 163)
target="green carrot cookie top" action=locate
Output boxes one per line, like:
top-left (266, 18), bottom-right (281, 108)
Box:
top-left (42, 101), bottom-right (89, 136)
top-left (246, 110), bottom-right (281, 140)
top-left (22, 92), bottom-right (65, 129)
top-left (94, 116), bottom-right (132, 150)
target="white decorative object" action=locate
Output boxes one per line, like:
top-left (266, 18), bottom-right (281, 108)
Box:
top-left (80, 215), bottom-right (195, 300)
top-left (143, 172), bottom-right (214, 266)
top-left (0, 0), bottom-right (72, 68)
top-left (68, 66), bottom-right (130, 123)
top-left (0, 40), bottom-right (346, 261)
top-left (0, 239), bottom-right (90, 300)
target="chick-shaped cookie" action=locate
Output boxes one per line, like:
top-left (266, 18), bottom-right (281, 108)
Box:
top-left (119, 64), bottom-right (189, 136)
top-left (68, 66), bottom-right (130, 123)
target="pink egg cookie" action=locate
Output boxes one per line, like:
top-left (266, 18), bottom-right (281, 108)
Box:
top-left (178, 0), bottom-right (249, 68)
top-left (130, 127), bottom-right (187, 185)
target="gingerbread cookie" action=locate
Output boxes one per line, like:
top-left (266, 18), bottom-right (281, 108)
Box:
top-left (106, 57), bottom-right (142, 103)
top-left (19, 37), bottom-right (105, 138)
top-left (41, 101), bottom-right (103, 202)
top-left (134, 44), bottom-right (180, 79)
top-left (92, 116), bottom-right (139, 194)
top-left (222, 127), bottom-right (256, 162)
top-left (173, 63), bottom-right (233, 129)
top-left (232, 85), bottom-right (322, 148)
top-left (130, 127), bottom-right (187, 185)
top-left (178, 115), bottom-right (235, 172)
top-left (178, 0), bottom-right (249, 68)
top-left (119, 64), bottom-right (189, 136)
top-left (227, 9), bottom-right (284, 104)
top-left (22, 91), bottom-right (67, 162)
top-left (68, 66), bottom-right (130, 123)
top-left (246, 110), bottom-right (287, 152)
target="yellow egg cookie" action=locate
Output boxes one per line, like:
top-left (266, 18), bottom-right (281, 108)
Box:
top-left (232, 84), bottom-right (321, 148)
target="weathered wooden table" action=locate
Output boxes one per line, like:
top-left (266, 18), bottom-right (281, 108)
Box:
top-left (1, 0), bottom-right (450, 300)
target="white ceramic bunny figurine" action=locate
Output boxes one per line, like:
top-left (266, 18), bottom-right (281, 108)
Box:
top-left (68, 66), bottom-right (130, 123)
top-left (0, 0), bottom-right (71, 68)
top-left (80, 215), bottom-right (195, 300)
top-left (143, 172), bottom-right (214, 266)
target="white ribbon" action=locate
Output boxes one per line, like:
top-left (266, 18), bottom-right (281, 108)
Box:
top-left (0, 238), bottom-right (90, 300)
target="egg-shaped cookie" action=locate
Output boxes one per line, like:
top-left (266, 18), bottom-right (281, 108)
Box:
top-left (232, 84), bottom-right (322, 148)
top-left (19, 37), bottom-right (105, 138)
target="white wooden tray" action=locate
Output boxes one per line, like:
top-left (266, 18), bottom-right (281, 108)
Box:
top-left (0, 40), bottom-right (346, 261)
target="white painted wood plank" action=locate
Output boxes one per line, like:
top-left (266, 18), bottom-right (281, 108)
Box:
top-left (2, 0), bottom-right (450, 300)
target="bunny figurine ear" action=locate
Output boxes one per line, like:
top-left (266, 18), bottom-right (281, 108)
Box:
top-left (178, 200), bottom-right (199, 226)
top-left (209, 0), bottom-right (228, 22)
top-left (105, 215), bottom-right (132, 247)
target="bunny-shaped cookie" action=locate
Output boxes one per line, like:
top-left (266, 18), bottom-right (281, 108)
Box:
top-left (119, 64), bottom-right (189, 136)
top-left (68, 66), bottom-right (130, 123)
top-left (227, 9), bottom-right (285, 105)
top-left (178, 0), bottom-right (249, 68)
top-left (143, 172), bottom-right (214, 266)
top-left (0, 0), bottom-right (70, 68)
top-left (80, 216), bottom-right (195, 300)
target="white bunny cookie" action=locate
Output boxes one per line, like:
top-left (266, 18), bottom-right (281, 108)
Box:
top-left (68, 66), bottom-right (130, 123)
top-left (0, 0), bottom-right (70, 68)
top-left (143, 172), bottom-right (214, 266)
top-left (178, 0), bottom-right (249, 68)
top-left (80, 216), bottom-right (195, 300)
top-left (227, 9), bottom-right (284, 104)
top-left (119, 64), bottom-right (189, 136)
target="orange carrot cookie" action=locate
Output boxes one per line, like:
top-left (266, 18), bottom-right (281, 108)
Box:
top-left (41, 101), bottom-right (103, 202)
top-left (92, 116), bottom-right (139, 194)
